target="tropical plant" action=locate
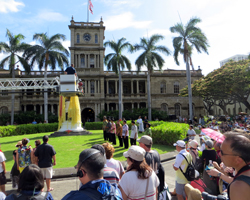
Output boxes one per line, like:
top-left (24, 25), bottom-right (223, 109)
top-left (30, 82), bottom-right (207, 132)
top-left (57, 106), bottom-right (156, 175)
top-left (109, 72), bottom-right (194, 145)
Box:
top-left (170, 17), bottom-right (209, 121)
top-left (0, 29), bottom-right (31, 125)
top-left (133, 34), bottom-right (171, 120)
top-left (104, 37), bottom-right (133, 120)
top-left (23, 33), bottom-right (69, 123)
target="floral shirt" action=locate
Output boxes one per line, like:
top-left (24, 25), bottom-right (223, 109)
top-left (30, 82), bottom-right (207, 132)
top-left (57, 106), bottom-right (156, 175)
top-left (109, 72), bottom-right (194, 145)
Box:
top-left (18, 146), bottom-right (32, 168)
top-left (110, 122), bottom-right (116, 134)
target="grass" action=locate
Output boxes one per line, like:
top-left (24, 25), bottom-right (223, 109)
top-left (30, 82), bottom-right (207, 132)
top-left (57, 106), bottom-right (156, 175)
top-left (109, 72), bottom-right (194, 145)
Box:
top-left (1, 130), bottom-right (175, 171)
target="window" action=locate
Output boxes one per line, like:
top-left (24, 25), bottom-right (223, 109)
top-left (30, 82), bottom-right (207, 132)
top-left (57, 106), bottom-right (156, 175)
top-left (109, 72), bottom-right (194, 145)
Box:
top-left (160, 82), bottom-right (166, 93)
top-left (76, 34), bottom-right (80, 43)
top-left (90, 55), bottom-right (94, 68)
top-left (1, 90), bottom-right (8, 96)
top-left (90, 81), bottom-right (95, 94)
top-left (161, 103), bottom-right (167, 112)
top-left (95, 34), bottom-right (98, 44)
top-left (81, 57), bottom-right (85, 68)
top-left (175, 104), bottom-right (181, 116)
top-left (174, 81), bottom-right (179, 94)
top-left (0, 106), bottom-right (8, 114)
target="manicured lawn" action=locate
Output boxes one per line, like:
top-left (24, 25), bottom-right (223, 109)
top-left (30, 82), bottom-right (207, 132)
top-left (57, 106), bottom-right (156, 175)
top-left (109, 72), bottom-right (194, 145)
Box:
top-left (1, 130), bottom-right (175, 171)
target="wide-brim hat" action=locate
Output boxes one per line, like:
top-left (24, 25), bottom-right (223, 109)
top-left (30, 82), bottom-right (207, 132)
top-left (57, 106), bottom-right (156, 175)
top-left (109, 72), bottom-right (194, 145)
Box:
top-left (15, 141), bottom-right (22, 147)
top-left (123, 145), bottom-right (145, 161)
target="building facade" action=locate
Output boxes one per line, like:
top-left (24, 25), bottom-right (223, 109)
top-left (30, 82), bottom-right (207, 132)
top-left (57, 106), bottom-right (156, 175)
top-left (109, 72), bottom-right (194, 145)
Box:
top-left (220, 54), bottom-right (249, 67)
top-left (0, 19), bottom-right (205, 122)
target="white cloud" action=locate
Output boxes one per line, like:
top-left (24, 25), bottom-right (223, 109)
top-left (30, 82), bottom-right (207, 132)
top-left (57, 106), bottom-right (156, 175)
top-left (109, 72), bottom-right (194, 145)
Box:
top-left (61, 40), bottom-right (70, 51)
top-left (143, 29), bottom-right (172, 38)
top-left (0, 0), bottom-right (24, 13)
top-left (105, 12), bottom-right (152, 31)
top-left (100, 0), bottom-right (142, 8)
top-left (36, 10), bottom-right (67, 22)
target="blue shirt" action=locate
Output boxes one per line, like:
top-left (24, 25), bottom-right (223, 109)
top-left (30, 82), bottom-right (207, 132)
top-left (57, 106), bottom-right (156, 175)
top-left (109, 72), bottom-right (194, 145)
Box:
top-left (65, 66), bottom-right (76, 74)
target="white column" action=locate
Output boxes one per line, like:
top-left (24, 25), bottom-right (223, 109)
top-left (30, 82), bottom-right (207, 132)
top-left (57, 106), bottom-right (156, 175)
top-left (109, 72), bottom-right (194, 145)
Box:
top-left (115, 81), bottom-right (117, 94)
top-left (51, 105), bottom-right (54, 114)
top-left (132, 103), bottom-right (134, 109)
top-left (88, 54), bottom-right (90, 68)
top-left (116, 103), bottom-right (118, 110)
top-left (40, 105), bottom-right (42, 114)
top-left (84, 81), bottom-right (87, 94)
top-left (107, 103), bottom-right (109, 111)
top-left (94, 54), bottom-right (96, 68)
top-left (84, 54), bottom-right (87, 68)
top-left (137, 103), bottom-right (140, 109)
top-left (79, 54), bottom-right (81, 68)
top-left (95, 103), bottom-right (97, 121)
top-left (98, 80), bottom-right (100, 93)
top-left (97, 55), bottom-right (99, 68)
top-left (131, 80), bottom-right (133, 94)
top-left (88, 81), bottom-right (91, 94)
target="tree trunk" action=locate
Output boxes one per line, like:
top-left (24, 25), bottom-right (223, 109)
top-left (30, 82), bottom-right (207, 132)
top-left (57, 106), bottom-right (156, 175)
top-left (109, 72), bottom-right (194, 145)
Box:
top-left (11, 64), bottom-right (15, 125)
top-left (118, 66), bottom-right (123, 120)
top-left (147, 71), bottom-right (152, 121)
top-left (44, 65), bottom-right (48, 123)
top-left (186, 60), bottom-right (193, 122)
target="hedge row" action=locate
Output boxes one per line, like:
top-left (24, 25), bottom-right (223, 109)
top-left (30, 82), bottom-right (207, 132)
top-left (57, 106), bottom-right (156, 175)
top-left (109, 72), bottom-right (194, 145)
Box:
top-left (85, 120), bottom-right (164, 130)
top-left (151, 122), bottom-right (189, 145)
top-left (0, 123), bottom-right (58, 137)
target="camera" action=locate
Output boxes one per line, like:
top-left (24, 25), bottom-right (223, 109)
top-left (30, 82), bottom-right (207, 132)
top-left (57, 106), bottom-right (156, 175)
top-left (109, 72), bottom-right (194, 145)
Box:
top-left (202, 192), bottom-right (228, 200)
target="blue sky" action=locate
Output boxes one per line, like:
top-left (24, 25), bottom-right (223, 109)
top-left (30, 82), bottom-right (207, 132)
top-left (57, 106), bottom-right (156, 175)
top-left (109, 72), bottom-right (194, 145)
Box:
top-left (0, 0), bottom-right (249, 75)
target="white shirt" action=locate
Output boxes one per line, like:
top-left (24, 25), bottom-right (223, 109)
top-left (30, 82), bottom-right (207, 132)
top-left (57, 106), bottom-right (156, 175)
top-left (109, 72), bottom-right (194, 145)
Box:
top-left (187, 129), bottom-right (196, 140)
top-left (130, 125), bottom-right (138, 139)
top-left (119, 170), bottom-right (159, 200)
top-left (106, 158), bottom-right (125, 177)
top-left (0, 152), bottom-right (6, 173)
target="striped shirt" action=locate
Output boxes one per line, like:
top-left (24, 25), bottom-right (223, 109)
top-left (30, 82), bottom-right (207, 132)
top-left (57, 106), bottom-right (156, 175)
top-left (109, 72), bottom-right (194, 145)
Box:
top-left (103, 166), bottom-right (120, 185)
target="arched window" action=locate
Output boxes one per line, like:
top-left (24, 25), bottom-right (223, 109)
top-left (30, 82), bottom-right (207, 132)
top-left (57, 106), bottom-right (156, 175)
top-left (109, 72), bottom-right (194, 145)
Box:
top-left (81, 56), bottom-right (85, 68)
top-left (161, 103), bottom-right (168, 112)
top-left (95, 34), bottom-right (98, 44)
top-left (76, 33), bottom-right (80, 43)
top-left (175, 104), bottom-right (181, 116)
top-left (0, 106), bottom-right (8, 114)
top-left (90, 81), bottom-right (95, 94)
top-left (174, 81), bottom-right (179, 94)
top-left (160, 82), bottom-right (166, 93)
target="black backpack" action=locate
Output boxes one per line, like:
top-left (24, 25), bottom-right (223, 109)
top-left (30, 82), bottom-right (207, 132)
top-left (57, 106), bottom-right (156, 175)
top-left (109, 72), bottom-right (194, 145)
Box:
top-left (190, 150), bottom-right (203, 172)
top-left (7, 192), bottom-right (49, 200)
top-left (179, 153), bottom-right (196, 181)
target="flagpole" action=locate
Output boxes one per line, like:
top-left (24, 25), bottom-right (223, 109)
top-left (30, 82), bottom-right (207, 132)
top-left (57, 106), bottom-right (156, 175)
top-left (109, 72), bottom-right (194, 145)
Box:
top-left (87, 0), bottom-right (89, 22)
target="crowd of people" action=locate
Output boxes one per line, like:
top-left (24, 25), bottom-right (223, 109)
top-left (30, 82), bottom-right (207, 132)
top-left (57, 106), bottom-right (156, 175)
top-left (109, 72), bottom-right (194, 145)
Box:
top-left (0, 115), bottom-right (250, 200)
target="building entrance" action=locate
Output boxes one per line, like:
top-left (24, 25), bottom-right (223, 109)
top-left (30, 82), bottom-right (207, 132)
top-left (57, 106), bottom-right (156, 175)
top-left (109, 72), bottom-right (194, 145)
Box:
top-left (82, 108), bottom-right (95, 125)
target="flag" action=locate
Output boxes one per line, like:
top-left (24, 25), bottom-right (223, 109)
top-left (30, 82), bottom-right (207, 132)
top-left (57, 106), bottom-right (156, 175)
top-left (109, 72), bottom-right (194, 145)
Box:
top-left (89, 0), bottom-right (93, 14)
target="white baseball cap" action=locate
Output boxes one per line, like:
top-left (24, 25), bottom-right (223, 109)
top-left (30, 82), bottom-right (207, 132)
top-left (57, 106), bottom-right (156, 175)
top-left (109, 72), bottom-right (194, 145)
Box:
top-left (173, 140), bottom-right (186, 148)
top-left (123, 145), bottom-right (145, 161)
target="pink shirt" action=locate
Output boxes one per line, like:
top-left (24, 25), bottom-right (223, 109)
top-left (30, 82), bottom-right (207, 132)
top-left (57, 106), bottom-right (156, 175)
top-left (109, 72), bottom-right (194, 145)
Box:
top-left (110, 122), bottom-right (116, 134)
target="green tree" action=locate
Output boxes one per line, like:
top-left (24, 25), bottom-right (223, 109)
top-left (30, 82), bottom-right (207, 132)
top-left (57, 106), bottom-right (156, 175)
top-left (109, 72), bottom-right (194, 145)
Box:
top-left (0, 29), bottom-right (30, 125)
top-left (104, 38), bottom-right (133, 120)
top-left (133, 34), bottom-right (171, 121)
top-left (180, 59), bottom-right (250, 114)
top-left (170, 17), bottom-right (209, 120)
top-left (24, 33), bottom-right (69, 123)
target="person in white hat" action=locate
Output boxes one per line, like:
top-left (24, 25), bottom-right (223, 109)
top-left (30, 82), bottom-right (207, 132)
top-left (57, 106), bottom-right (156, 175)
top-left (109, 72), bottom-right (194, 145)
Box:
top-left (172, 140), bottom-right (192, 200)
top-left (119, 145), bottom-right (159, 200)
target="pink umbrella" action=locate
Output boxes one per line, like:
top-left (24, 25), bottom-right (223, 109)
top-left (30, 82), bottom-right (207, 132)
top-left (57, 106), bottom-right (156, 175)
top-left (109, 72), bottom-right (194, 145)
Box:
top-left (201, 128), bottom-right (225, 143)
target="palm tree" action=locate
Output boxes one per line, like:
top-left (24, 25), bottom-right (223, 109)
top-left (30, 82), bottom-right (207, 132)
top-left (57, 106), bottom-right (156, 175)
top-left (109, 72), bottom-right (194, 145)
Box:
top-left (170, 17), bottom-right (209, 121)
top-left (0, 29), bottom-right (30, 125)
top-left (134, 34), bottom-right (171, 121)
top-left (104, 38), bottom-right (133, 120)
top-left (24, 33), bottom-right (69, 123)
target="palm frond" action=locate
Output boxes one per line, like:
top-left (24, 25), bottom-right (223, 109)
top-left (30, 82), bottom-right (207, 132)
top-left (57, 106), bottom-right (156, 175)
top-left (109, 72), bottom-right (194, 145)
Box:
top-left (148, 34), bottom-right (164, 47)
top-left (154, 45), bottom-right (171, 55)
top-left (0, 56), bottom-right (10, 68)
top-left (170, 23), bottom-right (185, 37)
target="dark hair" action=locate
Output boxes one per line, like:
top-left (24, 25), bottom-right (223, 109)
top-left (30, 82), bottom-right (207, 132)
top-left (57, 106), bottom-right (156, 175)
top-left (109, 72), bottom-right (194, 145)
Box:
top-left (224, 132), bottom-right (250, 163)
top-left (123, 120), bottom-right (127, 123)
top-left (43, 135), bottom-right (49, 143)
top-left (127, 157), bottom-right (152, 179)
top-left (91, 144), bottom-right (105, 156)
top-left (102, 143), bottom-right (115, 159)
top-left (79, 149), bottom-right (105, 179)
top-left (18, 164), bottom-right (44, 191)
top-left (131, 120), bottom-right (135, 124)
top-left (190, 125), bottom-right (193, 128)
top-left (22, 138), bottom-right (28, 146)
top-left (35, 140), bottom-right (41, 147)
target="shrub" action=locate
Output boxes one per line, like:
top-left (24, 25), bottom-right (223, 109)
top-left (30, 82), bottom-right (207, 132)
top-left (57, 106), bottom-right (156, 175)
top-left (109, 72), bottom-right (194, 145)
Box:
top-left (151, 122), bottom-right (188, 145)
top-left (0, 123), bottom-right (58, 137)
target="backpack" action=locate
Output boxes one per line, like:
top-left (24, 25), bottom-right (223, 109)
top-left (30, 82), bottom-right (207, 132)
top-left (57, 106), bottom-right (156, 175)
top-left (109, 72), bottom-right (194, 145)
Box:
top-left (190, 150), bottom-right (203, 172)
top-left (7, 192), bottom-right (48, 200)
top-left (179, 154), bottom-right (196, 181)
top-left (80, 184), bottom-right (122, 200)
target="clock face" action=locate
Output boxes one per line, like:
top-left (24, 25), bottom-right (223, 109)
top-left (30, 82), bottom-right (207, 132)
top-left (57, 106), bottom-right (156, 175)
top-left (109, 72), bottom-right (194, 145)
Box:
top-left (83, 33), bottom-right (91, 42)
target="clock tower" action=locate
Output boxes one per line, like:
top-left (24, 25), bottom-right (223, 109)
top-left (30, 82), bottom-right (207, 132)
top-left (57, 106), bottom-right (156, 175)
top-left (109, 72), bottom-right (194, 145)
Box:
top-left (68, 17), bottom-right (105, 74)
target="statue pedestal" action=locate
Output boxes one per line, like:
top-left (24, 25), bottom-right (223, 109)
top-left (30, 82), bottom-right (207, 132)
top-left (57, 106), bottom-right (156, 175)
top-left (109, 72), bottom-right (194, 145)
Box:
top-left (50, 130), bottom-right (92, 137)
